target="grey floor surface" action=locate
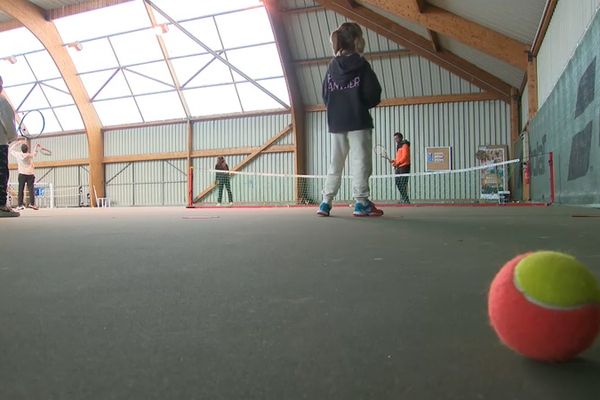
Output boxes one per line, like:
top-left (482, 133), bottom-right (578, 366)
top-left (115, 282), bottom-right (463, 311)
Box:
top-left (1, 205), bottom-right (600, 400)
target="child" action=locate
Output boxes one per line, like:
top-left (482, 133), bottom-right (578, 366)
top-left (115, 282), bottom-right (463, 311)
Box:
top-left (9, 138), bottom-right (40, 210)
top-left (317, 22), bottom-right (383, 217)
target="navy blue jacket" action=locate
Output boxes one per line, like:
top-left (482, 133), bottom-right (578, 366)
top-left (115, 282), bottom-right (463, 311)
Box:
top-left (322, 53), bottom-right (381, 133)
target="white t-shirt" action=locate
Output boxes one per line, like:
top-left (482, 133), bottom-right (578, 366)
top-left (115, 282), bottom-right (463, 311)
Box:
top-left (9, 142), bottom-right (37, 175)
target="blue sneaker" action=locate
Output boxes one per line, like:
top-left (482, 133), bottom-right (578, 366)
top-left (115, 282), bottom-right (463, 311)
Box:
top-left (317, 202), bottom-right (331, 216)
top-left (353, 201), bottom-right (384, 217)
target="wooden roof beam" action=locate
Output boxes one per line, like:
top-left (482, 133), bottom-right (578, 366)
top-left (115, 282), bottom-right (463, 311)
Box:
top-left (0, 0), bottom-right (106, 204)
top-left (411, 0), bottom-right (440, 52)
top-left (361, 0), bottom-right (529, 70)
top-left (315, 0), bottom-right (513, 102)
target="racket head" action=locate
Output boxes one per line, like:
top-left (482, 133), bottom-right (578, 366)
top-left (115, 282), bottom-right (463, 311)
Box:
top-left (374, 144), bottom-right (390, 160)
top-left (18, 110), bottom-right (45, 139)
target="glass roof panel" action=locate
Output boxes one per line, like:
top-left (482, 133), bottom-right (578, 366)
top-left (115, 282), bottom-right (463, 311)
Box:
top-left (37, 109), bottom-right (62, 135)
top-left (53, 105), bottom-right (85, 131)
top-left (170, 54), bottom-right (218, 87)
top-left (40, 80), bottom-right (75, 107)
top-left (109, 30), bottom-right (164, 66)
top-left (256, 78), bottom-right (290, 106)
top-left (185, 59), bottom-right (234, 87)
top-left (2, 84), bottom-right (35, 107)
top-left (94, 98), bottom-right (142, 126)
top-left (227, 44), bottom-right (283, 81)
top-left (24, 51), bottom-right (61, 81)
top-left (54, 1), bottom-right (151, 42)
top-left (80, 70), bottom-right (119, 99)
top-left (94, 71), bottom-right (131, 101)
top-left (183, 85), bottom-right (242, 116)
top-left (126, 61), bottom-right (174, 87)
top-left (177, 18), bottom-right (223, 52)
top-left (124, 68), bottom-right (173, 95)
top-left (0, 27), bottom-right (44, 59)
top-left (216, 8), bottom-right (274, 49)
top-left (150, 0), bottom-right (263, 21)
top-left (159, 24), bottom-right (209, 58)
top-left (0, 56), bottom-right (36, 86)
top-left (68, 38), bottom-right (119, 73)
top-left (18, 84), bottom-right (50, 111)
top-left (136, 92), bottom-right (186, 122)
top-left (237, 80), bottom-right (288, 112)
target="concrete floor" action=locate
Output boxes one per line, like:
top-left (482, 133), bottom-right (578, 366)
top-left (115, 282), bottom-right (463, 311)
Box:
top-left (1, 205), bottom-right (599, 400)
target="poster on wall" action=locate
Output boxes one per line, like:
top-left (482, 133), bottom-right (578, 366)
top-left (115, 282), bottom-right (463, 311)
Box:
top-left (477, 145), bottom-right (508, 200)
top-left (425, 146), bottom-right (452, 172)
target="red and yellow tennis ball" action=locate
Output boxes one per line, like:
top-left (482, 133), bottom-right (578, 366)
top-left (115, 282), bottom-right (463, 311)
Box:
top-left (488, 251), bottom-right (600, 362)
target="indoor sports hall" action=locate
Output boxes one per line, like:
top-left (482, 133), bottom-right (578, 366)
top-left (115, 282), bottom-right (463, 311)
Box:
top-left (1, 1), bottom-right (599, 399)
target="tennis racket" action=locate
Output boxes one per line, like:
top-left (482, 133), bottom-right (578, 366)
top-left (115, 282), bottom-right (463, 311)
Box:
top-left (374, 144), bottom-right (391, 161)
top-left (38, 146), bottom-right (52, 156)
top-left (18, 110), bottom-right (45, 139)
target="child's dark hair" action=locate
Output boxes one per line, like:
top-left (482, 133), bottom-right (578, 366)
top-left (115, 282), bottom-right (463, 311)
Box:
top-left (21, 144), bottom-right (28, 153)
top-left (330, 22), bottom-right (365, 56)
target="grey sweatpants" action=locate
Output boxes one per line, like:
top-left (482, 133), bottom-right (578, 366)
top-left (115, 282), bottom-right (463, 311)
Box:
top-left (322, 129), bottom-right (372, 205)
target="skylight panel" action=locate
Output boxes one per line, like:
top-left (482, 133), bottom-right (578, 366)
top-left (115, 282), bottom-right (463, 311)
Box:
top-left (183, 85), bottom-right (242, 116)
top-left (136, 92), bottom-right (186, 122)
top-left (215, 8), bottom-right (274, 49)
top-left (109, 30), bottom-right (164, 66)
top-left (149, 0), bottom-right (263, 22)
top-left (0, 27), bottom-right (44, 59)
top-left (54, 1), bottom-right (151, 42)
top-left (24, 51), bottom-right (61, 81)
top-left (53, 106), bottom-right (85, 131)
top-left (94, 98), bottom-right (142, 126)
top-left (226, 44), bottom-right (283, 81)
top-left (67, 39), bottom-right (119, 73)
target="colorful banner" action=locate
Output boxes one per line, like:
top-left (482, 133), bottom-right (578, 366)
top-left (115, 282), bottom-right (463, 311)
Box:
top-left (477, 145), bottom-right (508, 200)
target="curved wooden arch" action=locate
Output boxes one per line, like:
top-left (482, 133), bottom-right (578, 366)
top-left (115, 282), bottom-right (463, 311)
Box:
top-left (0, 0), bottom-right (105, 205)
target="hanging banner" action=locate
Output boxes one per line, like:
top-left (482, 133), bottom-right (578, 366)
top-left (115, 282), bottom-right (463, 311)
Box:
top-left (477, 145), bottom-right (508, 200)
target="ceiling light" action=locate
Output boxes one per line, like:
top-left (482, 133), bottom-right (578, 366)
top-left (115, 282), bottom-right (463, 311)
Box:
top-left (67, 41), bottom-right (83, 51)
top-left (153, 23), bottom-right (169, 36)
top-left (2, 56), bottom-right (17, 64)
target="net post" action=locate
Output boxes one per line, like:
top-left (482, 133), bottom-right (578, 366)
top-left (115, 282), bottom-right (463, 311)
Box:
top-left (50, 183), bottom-right (54, 209)
top-left (548, 151), bottom-right (555, 205)
top-left (186, 166), bottom-right (194, 208)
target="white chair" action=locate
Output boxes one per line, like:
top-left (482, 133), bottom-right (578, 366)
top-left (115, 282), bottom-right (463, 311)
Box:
top-left (93, 186), bottom-right (110, 208)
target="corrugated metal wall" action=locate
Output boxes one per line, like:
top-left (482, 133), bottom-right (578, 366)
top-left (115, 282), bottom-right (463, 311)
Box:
top-left (101, 114), bottom-right (294, 206)
top-left (192, 113), bottom-right (295, 204)
top-left (193, 114), bottom-right (292, 150)
top-left (306, 100), bottom-right (511, 202)
top-left (7, 134), bottom-right (88, 164)
top-left (105, 159), bottom-right (187, 207)
top-left (31, 134), bottom-right (89, 161)
top-left (105, 123), bottom-right (187, 156)
top-left (537, 0), bottom-right (600, 106)
top-left (193, 152), bottom-right (296, 205)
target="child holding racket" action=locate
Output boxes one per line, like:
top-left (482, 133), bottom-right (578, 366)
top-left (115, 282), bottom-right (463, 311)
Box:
top-left (317, 22), bottom-right (383, 217)
top-left (9, 138), bottom-right (40, 210)
top-left (0, 75), bottom-right (20, 217)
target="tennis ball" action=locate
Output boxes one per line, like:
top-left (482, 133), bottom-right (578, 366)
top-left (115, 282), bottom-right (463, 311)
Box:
top-left (488, 251), bottom-right (600, 362)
